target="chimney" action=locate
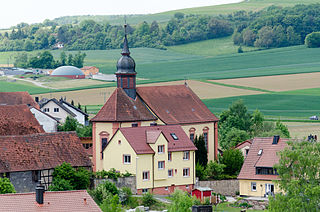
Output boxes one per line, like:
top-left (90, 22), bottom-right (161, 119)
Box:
top-left (35, 97), bottom-right (39, 103)
top-left (36, 183), bottom-right (45, 205)
top-left (272, 135), bottom-right (280, 145)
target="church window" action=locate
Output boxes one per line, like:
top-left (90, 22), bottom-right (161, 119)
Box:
top-left (189, 128), bottom-right (196, 143)
top-left (203, 127), bottom-right (209, 151)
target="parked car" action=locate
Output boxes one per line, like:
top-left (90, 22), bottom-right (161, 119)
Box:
top-left (309, 115), bottom-right (319, 120)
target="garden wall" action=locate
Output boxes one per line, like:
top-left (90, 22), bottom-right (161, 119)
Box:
top-left (198, 179), bottom-right (239, 196)
top-left (94, 176), bottom-right (137, 194)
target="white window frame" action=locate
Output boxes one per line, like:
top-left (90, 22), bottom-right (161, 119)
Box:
top-left (142, 171), bottom-right (149, 181)
top-left (142, 188), bottom-right (148, 194)
top-left (158, 145), bottom-right (164, 154)
top-left (183, 168), bottom-right (190, 177)
top-left (251, 182), bottom-right (257, 191)
top-left (183, 151), bottom-right (190, 160)
top-left (54, 108), bottom-right (59, 112)
top-left (123, 154), bottom-right (131, 164)
top-left (158, 161), bottom-right (165, 170)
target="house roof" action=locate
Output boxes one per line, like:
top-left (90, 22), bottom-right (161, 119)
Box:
top-left (0, 132), bottom-right (92, 173)
top-left (0, 190), bottom-right (101, 212)
top-left (114, 125), bottom-right (197, 154)
top-left (0, 105), bottom-right (45, 136)
top-left (91, 88), bottom-right (157, 122)
top-left (60, 100), bottom-right (88, 117)
top-left (238, 137), bottom-right (289, 181)
top-left (29, 106), bottom-right (59, 123)
top-left (0, 92), bottom-right (39, 109)
top-left (40, 99), bottom-right (76, 117)
top-left (235, 139), bottom-right (252, 149)
top-left (81, 66), bottom-right (97, 70)
top-left (137, 85), bottom-right (219, 124)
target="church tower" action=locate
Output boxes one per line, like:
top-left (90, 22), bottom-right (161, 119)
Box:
top-left (115, 24), bottom-right (137, 99)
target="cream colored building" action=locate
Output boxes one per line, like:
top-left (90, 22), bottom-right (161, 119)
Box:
top-left (102, 125), bottom-right (196, 194)
top-left (238, 136), bottom-right (288, 197)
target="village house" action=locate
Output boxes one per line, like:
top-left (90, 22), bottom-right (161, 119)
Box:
top-left (40, 98), bottom-right (88, 125)
top-left (0, 132), bottom-right (92, 192)
top-left (0, 91), bottom-right (39, 109)
top-left (0, 188), bottom-right (101, 211)
top-left (29, 106), bottom-right (59, 132)
top-left (103, 125), bottom-right (197, 194)
top-left (235, 139), bottom-right (252, 159)
top-left (91, 26), bottom-right (219, 181)
top-left (237, 136), bottom-right (288, 197)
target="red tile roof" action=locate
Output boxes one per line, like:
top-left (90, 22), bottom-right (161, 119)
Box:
top-left (0, 190), bottom-right (101, 212)
top-left (0, 132), bottom-right (92, 173)
top-left (0, 105), bottom-right (44, 136)
top-left (114, 125), bottom-right (197, 154)
top-left (91, 88), bottom-right (157, 122)
top-left (238, 137), bottom-right (289, 181)
top-left (235, 139), bottom-right (252, 149)
top-left (137, 85), bottom-right (218, 124)
top-left (0, 92), bottom-right (39, 109)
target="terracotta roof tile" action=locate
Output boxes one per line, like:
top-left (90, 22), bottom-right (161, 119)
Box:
top-left (91, 88), bottom-right (156, 122)
top-left (137, 85), bottom-right (218, 124)
top-left (0, 105), bottom-right (44, 136)
top-left (0, 92), bottom-right (39, 109)
top-left (0, 190), bottom-right (101, 212)
top-left (0, 132), bottom-right (92, 173)
top-left (117, 125), bottom-right (197, 154)
top-left (238, 137), bottom-right (289, 181)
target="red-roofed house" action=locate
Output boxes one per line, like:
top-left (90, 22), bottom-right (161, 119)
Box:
top-left (238, 136), bottom-right (288, 197)
top-left (0, 132), bottom-right (92, 193)
top-left (91, 29), bottom-right (219, 173)
top-left (235, 139), bottom-right (252, 158)
top-left (0, 91), bottom-right (39, 109)
top-left (0, 189), bottom-right (101, 212)
top-left (103, 125), bottom-right (197, 194)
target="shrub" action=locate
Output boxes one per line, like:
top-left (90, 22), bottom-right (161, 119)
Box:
top-left (49, 179), bottom-right (73, 191)
top-left (0, 177), bottom-right (16, 194)
top-left (100, 194), bottom-right (122, 212)
top-left (196, 162), bottom-right (207, 181)
top-left (305, 32), bottom-right (320, 48)
top-left (220, 149), bottom-right (244, 176)
top-left (206, 161), bottom-right (225, 180)
top-left (168, 189), bottom-right (195, 212)
top-left (142, 192), bottom-right (157, 207)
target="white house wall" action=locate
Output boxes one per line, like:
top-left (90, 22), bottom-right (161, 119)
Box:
top-left (62, 103), bottom-right (86, 125)
top-left (30, 108), bottom-right (58, 132)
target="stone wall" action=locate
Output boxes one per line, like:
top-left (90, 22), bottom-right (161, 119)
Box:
top-left (94, 176), bottom-right (137, 194)
top-left (10, 171), bottom-right (37, 193)
top-left (198, 179), bottom-right (239, 196)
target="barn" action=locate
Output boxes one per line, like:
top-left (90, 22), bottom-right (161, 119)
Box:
top-left (51, 66), bottom-right (85, 79)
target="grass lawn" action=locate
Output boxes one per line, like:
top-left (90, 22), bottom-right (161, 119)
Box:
top-left (167, 36), bottom-right (258, 56)
top-left (215, 202), bottom-right (267, 211)
top-left (0, 79), bottom-right (52, 94)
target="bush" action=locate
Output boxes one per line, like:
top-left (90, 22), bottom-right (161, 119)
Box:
top-left (0, 177), bottom-right (16, 194)
top-left (142, 192), bottom-right (157, 207)
top-left (305, 32), bottom-right (320, 48)
top-left (100, 194), bottom-right (122, 212)
top-left (206, 161), bottom-right (225, 180)
top-left (196, 162), bottom-right (207, 181)
top-left (49, 179), bottom-right (73, 191)
top-left (168, 189), bottom-right (196, 212)
top-left (88, 181), bottom-right (118, 205)
top-left (220, 149), bottom-right (244, 176)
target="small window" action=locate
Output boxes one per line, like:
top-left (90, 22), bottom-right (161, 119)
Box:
top-left (123, 155), bottom-right (131, 164)
top-left (245, 149), bottom-right (249, 156)
top-left (168, 169), bottom-right (173, 177)
top-left (183, 151), bottom-right (190, 160)
top-left (251, 182), bottom-right (257, 191)
top-left (54, 108), bottom-right (59, 112)
top-left (101, 138), bottom-right (108, 149)
top-left (142, 171), bottom-right (149, 180)
top-left (118, 140), bottom-right (121, 145)
top-left (44, 108), bottom-right (49, 112)
top-left (186, 185), bottom-right (189, 189)
top-left (168, 152), bottom-right (172, 161)
top-left (171, 133), bottom-right (178, 140)
top-left (165, 187), bottom-right (168, 191)
top-left (142, 189), bottom-right (148, 194)
top-left (190, 133), bottom-right (194, 142)
top-left (158, 161), bottom-right (165, 170)
top-left (258, 149), bottom-right (263, 156)
top-left (158, 145), bottom-right (164, 154)
top-left (183, 168), bottom-right (190, 177)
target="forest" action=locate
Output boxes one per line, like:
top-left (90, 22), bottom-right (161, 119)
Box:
top-left (0, 4), bottom-right (320, 52)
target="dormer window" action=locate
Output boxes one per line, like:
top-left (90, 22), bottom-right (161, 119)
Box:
top-left (258, 149), bottom-right (263, 156)
top-left (171, 133), bottom-right (178, 140)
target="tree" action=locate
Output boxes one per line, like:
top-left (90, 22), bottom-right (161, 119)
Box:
top-left (167, 189), bottom-right (196, 212)
top-left (72, 51), bottom-right (86, 68)
top-left (220, 149), bottom-right (244, 176)
top-left (206, 161), bottom-right (226, 180)
top-left (220, 128), bottom-right (250, 149)
top-left (58, 116), bottom-right (78, 131)
top-left (305, 31), bottom-right (320, 48)
top-left (100, 194), bottom-right (122, 212)
top-left (0, 177), bottom-right (16, 194)
top-left (275, 120), bottom-right (290, 138)
top-left (60, 51), bottom-right (67, 66)
top-left (269, 141), bottom-right (320, 211)
top-left (194, 135), bottom-right (208, 166)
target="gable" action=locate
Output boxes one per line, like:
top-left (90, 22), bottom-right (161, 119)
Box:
top-left (137, 85), bottom-right (218, 125)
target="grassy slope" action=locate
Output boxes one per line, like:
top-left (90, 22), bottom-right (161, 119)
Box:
top-left (167, 36), bottom-right (258, 56)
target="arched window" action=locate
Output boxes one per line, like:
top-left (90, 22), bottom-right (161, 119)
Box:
top-left (203, 127), bottom-right (209, 151)
top-left (189, 128), bottom-right (196, 143)
top-left (99, 131), bottom-right (110, 159)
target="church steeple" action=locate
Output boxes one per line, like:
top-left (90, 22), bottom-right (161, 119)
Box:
top-left (116, 24), bottom-right (137, 99)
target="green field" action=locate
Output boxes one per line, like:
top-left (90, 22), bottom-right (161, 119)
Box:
top-left (0, 80), bottom-right (51, 93)
top-left (203, 92), bottom-right (320, 120)
top-left (167, 36), bottom-right (258, 56)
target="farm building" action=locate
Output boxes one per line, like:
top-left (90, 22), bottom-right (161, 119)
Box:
top-left (50, 66), bottom-right (85, 79)
top-left (81, 66), bottom-right (99, 76)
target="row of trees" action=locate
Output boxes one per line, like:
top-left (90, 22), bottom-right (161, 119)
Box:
top-left (231, 4), bottom-right (320, 48)
top-left (14, 51), bottom-right (86, 69)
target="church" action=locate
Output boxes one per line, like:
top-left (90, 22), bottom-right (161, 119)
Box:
top-left (91, 25), bottom-right (219, 192)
